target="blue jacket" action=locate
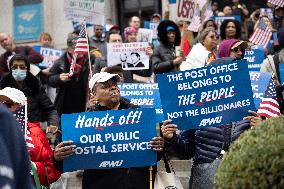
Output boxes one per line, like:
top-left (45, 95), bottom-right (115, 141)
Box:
top-left (0, 104), bottom-right (34, 189)
top-left (165, 120), bottom-right (251, 164)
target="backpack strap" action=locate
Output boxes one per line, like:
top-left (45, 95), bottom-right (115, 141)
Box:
top-left (273, 53), bottom-right (281, 83)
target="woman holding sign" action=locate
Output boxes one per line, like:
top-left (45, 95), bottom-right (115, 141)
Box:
top-left (54, 72), bottom-right (164, 189)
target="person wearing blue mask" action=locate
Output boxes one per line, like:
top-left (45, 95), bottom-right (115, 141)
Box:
top-left (0, 54), bottom-right (59, 135)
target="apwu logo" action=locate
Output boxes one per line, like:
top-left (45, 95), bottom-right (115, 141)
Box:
top-left (99, 160), bottom-right (123, 168)
top-left (18, 11), bottom-right (37, 21)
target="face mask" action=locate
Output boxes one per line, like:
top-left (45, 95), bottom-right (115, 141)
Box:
top-left (12, 69), bottom-right (27, 81)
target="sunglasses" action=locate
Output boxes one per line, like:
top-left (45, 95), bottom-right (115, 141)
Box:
top-left (2, 101), bottom-right (13, 108)
top-left (10, 65), bottom-right (27, 70)
top-left (231, 47), bottom-right (242, 53)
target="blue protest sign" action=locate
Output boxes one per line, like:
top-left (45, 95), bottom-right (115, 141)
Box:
top-left (157, 60), bottom-right (256, 130)
top-left (61, 108), bottom-right (157, 172)
top-left (244, 49), bottom-right (265, 72)
top-left (250, 72), bottom-right (271, 109)
top-left (118, 83), bottom-right (164, 122)
top-left (33, 46), bottom-right (63, 68)
top-left (13, 3), bottom-right (43, 42)
top-left (279, 64), bottom-right (284, 84)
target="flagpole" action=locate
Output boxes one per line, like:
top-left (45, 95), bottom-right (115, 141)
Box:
top-left (149, 166), bottom-right (153, 189)
top-left (24, 99), bottom-right (28, 139)
top-left (84, 19), bottom-right (93, 78)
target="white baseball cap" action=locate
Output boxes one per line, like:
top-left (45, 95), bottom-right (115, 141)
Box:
top-left (0, 87), bottom-right (26, 106)
top-left (89, 72), bottom-right (121, 92)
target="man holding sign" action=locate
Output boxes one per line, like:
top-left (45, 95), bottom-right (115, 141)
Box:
top-left (54, 72), bottom-right (164, 189)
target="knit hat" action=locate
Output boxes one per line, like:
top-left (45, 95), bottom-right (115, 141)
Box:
top-left (0, 87), bottom-right (26, 106)
top-left (123, 27), bottom-right (137, 40)
top-left (218, 39), bottom-right (248, 58)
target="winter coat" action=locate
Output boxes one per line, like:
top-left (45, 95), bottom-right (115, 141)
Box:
top-left (0, 104), bottom-right (34, 189)
top-left (152, 43), bottom-right (178, 74)
top-left (165, 120), bottom-right (251, 164)
top-left (27, 122), bottom-right (61, 185)
top-left (0, 46), bottom-right (43, 77)
top-left (48, 52), bottom-right (96, 115)
top-left (1, 72), bottom-right (59, 126)
top-left (82, 98), bottom-right (157, 189)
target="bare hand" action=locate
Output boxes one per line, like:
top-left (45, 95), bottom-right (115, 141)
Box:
top-left (54, 141), bottom-right (76, 161)
top-left (41, 68), bottom-right (51, 76)
top-left (149, 136), bottom-right (164, 152)
top-left (145, 46), bottom-right (153, 57)
top-left (46, 125), bottom-right (58, 135)
top-left (59, 73), bottom-right (71, 82)
top-left (161, 120), bottom-right (178, 139)
top-left (173, 56), bottom-right (184, 66)
top-left (243, 110), bottom-right (263, 127)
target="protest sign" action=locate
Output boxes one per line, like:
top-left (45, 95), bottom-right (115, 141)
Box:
top-left (137, 28), bottom-right (153, 43)
top-left (107, 42), bottom-right (149, 70)
top-left (279, 64), bottom-right (284, 84)
top-left (149, 23), bottom-right (159, 39)
top-left (64, 0), bottom-right (104, 24)
top-left (250, 72), bottom-right (271, 109)
top-left (33, 46), bottom-right (63, 68)
top-left (169, 0), bottom-right (195, 22)
top-left (157, 60), bottom-right (256, 130)
top-left (213, 15), bottom-right (241, 28)
top-left (62, 108), bottom-right (157, 172)
top-left (118, 83), bottom-right (164, 122)
top-left (244, 49), bottom-right (265, 72)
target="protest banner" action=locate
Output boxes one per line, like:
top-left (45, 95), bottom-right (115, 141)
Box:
top-left (118, 83), bottom-right (164, 122)
top-left (250, 72), bottom-right (271, 109)
top-left (33, 46), bottom-right (63, 68)
top-left (157, 60), bottom-right (256, 130)
top-left (244, 49), bottom-right (265, 72)
top-left (61, 108), bottom-right (157, 172)
top-left (279, 64), bottom-right (284, 84)
top-left (64, 0), bottom-right (104, 25)
top-left (137, 28), bottom-right (153, 43)
top-left (107, 42), bottom-right (149, 70)
top-left (169, 0), bottom-right (195, 22)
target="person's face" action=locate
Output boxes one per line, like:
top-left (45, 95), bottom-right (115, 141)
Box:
top-left (212, 3), bottom-right (218, 11)
top-left (223, 6), bottom-right (232, 16)
top-left (225, 22), bottom-right (236, 39)
top-left (40, 36), bottom-right (52, 47)
top-left (130, 54), bottom-right (139, 64)
top-left (11, 60), bottom-right (27, 71)
top-left (92, 79), bottom-right (120, 108)
top-left (130, 17), bottom-right (141, 29)
top-left (203, 31), bottom-right (218, 51)
top-left (167, 31), bottom-right (176, 43)
top-left (127, 32), bottom-right (137, 42)
top-left (109, 34), bottom-right (122, 43)
top-left (229, 45), bottom-right (243, 60)
top-left (0, 33), bottom-right (14, 52)
top-left (205, 21), bottom-right (215, 29)
top-left (152, 17), bottom-right (160, 23)
top-left (94, 25), bottom-right (103, 38)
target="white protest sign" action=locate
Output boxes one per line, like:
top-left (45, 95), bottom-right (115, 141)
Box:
top-left (137, 28), bottom-right (153, 43)
top-left (64, 0), bottom-right (105, 24)
top-left (173, 0), bottom-right (196, 22)
top-left (107, 42), bottom-right (149, 70)
top-left (149, 23), bottom-right (159, 39)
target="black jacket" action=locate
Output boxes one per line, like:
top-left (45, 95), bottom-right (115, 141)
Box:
top-left (49, 52), bottom-right (95, 115)
top-left (152, 43), bottom-right (178, 74)
top-left (1, 72), bottom-right (59, 126)
top-left (83, 98), bottom-right (157, 189)
top-left (165, 120), bottom-right (251, 165)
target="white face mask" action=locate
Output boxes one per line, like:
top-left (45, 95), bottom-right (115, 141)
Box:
top-left (12, 69), bottom-right (27, 81)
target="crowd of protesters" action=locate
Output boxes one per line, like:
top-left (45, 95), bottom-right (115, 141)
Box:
top-left (0, 0), bottom-right (284, 189)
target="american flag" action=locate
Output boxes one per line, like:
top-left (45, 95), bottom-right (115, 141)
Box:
top-left (268, 0), bottom-right (284, 7)
top-left (69, 22), bottom-right (89, 76)
top-left (188, 15), bottom-right (201, 32)
top-left (13, 106), bottom-right (34, 150)
top-left (257, 79), bottom-right (281, 118)
top-left (249, 18), bottom-right (272, 48)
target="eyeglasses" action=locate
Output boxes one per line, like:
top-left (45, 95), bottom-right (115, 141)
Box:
top-left (231, 47), bottom-right (241, 52)
top-left (2, 101), bottom-right (13, 108)
top-left (209, 35), bottom-right (219, 39)
top-left (10, 65), bottom-right (27, 70)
